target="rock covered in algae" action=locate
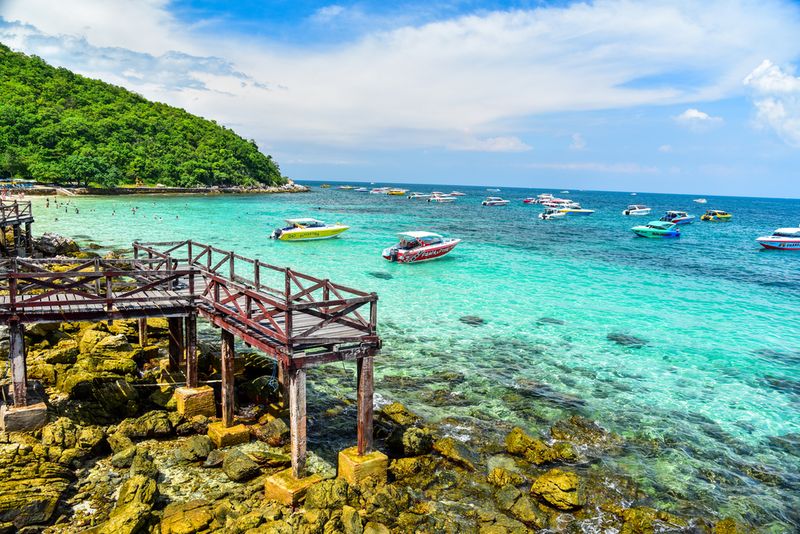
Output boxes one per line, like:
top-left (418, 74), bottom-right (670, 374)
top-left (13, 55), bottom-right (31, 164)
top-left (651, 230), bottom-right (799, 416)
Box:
top-left (305, 479), bottom-right (353, 510)
top-left (530, 468), bottom-right (584, 511)
top-left (379, 402), bottom-right (421, 427)
top-left (159, 499), bottom-right (214, 534)
top-left (222, 450), bottom-right (260, 482)
top-left (176, 434), bottom-right (214, 463)
top-left (487, 467), bottom-right (525, 487)
top-left (88, 474), bottom-right (158, 534)
top-left (433, 437), bottom-right (477, 471)
top-left (389, 455), bottom-right (439, 480)
top-left (550, 415), bottom-right (622, 450)
top-left (505, 426), bottom-right (577, 465)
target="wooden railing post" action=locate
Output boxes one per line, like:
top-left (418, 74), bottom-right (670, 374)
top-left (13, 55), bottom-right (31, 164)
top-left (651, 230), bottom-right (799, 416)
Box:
top-left (24, 222), bottom-right (32, 257)
top-left (187, 241), bottom-right (193, 264)
top-left (254, 261), bottom-right (261, 291)
top-left (105, 274), bottom-right (113, 312)
top-left (284, 269), bottom-right (293, 344)
top-left (166, 253), bottom-right (173, 290)
top-left (229, 253), bottom-right (235, 280)
top-left (94, 258), bottom-right (101, 296)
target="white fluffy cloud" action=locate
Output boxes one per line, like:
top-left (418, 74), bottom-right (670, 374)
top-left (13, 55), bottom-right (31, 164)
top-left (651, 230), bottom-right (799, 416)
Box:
top-left (674, 108), bottom-right (723, 129)
top-left (744, 59), bottom-right (800, 147)
top-left (3, 0), bottom-right (800, 152)
top-left (658, 144), bottom-right (673, 152)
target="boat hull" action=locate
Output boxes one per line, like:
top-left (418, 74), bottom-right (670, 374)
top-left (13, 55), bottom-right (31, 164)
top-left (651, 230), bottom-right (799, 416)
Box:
top-left (632, 228), bottom-right (680, 238)
top-left (383, 240), bottom-right (460, 263)
top-left (757, 238), bottom-right (800, 250)
top-left (561, 209), bottom-right (594, 216)
top-left (276, 226), bottom-right (349, 241)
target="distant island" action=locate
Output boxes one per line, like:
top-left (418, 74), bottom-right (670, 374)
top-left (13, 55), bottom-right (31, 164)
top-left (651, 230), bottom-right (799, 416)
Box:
top-left (0, 43), bottom-right (287, 189)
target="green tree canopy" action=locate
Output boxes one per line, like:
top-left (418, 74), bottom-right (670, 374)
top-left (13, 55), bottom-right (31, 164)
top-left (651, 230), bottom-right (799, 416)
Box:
top-left (0, 43), bottom-right (286, 187)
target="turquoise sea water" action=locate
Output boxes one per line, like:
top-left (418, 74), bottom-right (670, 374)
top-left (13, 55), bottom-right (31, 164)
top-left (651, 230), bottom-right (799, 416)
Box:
top-left (34, 184), bottom-right (799, 529)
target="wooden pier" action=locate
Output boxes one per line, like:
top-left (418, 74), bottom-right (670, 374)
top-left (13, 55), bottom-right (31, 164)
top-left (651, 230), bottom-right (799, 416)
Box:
top-left (0, 200), bottom-right (34, 257)
top-left (0, 239), bottom-right (380, 478)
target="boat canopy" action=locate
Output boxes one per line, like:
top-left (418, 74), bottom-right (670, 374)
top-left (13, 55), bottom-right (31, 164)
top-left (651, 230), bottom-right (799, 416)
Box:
top-left (398, 231), bottom-right (442, 240)
top-left (773, 228), bottom-right (800, 237)
top-left (666, 211), bottom-right (688, 216)
top-left (628, 205), bottom-right (648, 209)
top-left (286, 218), bottom-right (325, 226)
top-left (485, 197), bottom-right (504, 201)
top-left (646, 221), bottom-right (676, 229)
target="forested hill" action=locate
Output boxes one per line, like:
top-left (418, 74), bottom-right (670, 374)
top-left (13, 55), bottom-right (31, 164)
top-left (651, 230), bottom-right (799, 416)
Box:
top-left (0, 43), bottom-right (286, 187)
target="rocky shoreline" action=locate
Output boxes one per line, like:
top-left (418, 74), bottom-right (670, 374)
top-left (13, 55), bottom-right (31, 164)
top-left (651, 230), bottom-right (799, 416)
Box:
top-left (0, 237), bottom-right (750, 533)
top-left (17, 181), bottom-right (310, 196)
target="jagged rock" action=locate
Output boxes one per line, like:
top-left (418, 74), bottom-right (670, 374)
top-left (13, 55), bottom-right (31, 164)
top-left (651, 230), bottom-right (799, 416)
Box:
top-left (30, 340), bottom-right (79, 365)
top-left (160, 500), bottom-right (213, 534)
top-left (33, 233), bottom-right (80, 256)
top-left (116, 411), bottom-right (173, 439)
top-left (389, 456), bottom-right (438, 480)
top-left (176, 435), bottom-right (214, 463)
top-left (88, 474), bottom-right (158, 534)
top-left (380, 402), bottom-right (420, 427)
top-left (433, 437), bottom-right (476, 470)
top-left (487, 467), bottom-right (525, 487)
top-left (530, 468), bottom-right (584, 511)
top-left (130, 451), bottom-right (159, 479)
top-left (606, 505), bottom-right (688, 533)
top-left (364, 522), bottom-right (391, 534)
top-left (342, 505), bottom-right (363, 534)
top-left (107, 432), bottom-right (135, 453)
top-left (248, 450), bottom-right (291, 468)
top-left (223, 450), bottom-right (260, 482)
top-left (365, 484), bottom-right (413, 526)
top-left (495, 484), bottom-right (522, 512)
top-left (305, 478), bottom-right (352, 510)
top-left (0, 444), bottom-right (73, 528)
top-left (252, 417), bottom-right (289, 446)
top-left (40, 417), bottom-right (105, 455)
top-left (111, 446), bottom-right (137, 468)
top-left (505, 427), bottom-right (576, 465)
top-left (203, 449), bottom-right (225, 468)
top-left (401, 427), bottom-right (434, 456)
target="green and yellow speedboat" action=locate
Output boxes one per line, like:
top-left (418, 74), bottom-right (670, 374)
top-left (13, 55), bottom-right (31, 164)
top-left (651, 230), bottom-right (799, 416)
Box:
top-left (270, 218), bottom-right (349, 241)
top-left (700, 209), bottom-right (732, 222)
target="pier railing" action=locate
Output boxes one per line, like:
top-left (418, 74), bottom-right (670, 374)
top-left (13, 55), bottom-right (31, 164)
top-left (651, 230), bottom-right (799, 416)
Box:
top-left (0, 257), bottom-right (194, 320)
top-left (0, 200), bottom-right (33, 226)
top-left (132, 240), bottom-right (379, 357)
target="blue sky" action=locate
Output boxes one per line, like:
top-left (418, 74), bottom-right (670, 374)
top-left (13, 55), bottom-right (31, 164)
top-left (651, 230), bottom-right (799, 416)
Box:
top-left (2, 0), bottom-right (800, 197)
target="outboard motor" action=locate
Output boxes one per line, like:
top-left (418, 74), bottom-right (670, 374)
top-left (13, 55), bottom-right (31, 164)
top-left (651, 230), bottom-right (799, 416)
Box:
top-left (270, 229), bottom-right (282, 240)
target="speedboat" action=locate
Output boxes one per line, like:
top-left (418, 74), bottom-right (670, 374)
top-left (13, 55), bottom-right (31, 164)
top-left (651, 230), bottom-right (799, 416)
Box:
top-left (449, 191), bottom-right (466, 196)
top-left (338, 185), bottom-right (355, 190)
top-left (487, 188), bottom-right (501, 192)
top-left (756, 227), bottom-right (800, 250)
top-left (559, 206), bottom-right (595, 216)
top-left (482, 197), bottom-right (510, 206)
top-left (660, 211), bottom-right (695, 224)
top-left (382, 231), bottom-right (461, 263)
top-left (370, 187), bottom-right (390, 194)
top-left (355, 187), bottom-right (368, 192)
top-left (388, 188), bottom-right (408, 196)
top-left (694, 198), bottom-right (708, 204)
top-left (561, 190), bottom-right (570, 194)
top-left (320, 184), bottom-right (331, 188)
top-left (270, 218), bottom-right (349, 241)
top-left (428, 194), bottom-right (456, 203)
top-left (542, 198), bottom-right (579, 208)
top-left (622, 205), bottom-right (652, 216)
top-left (632, 221), bottom-right (680, 238)
top-left (539, 207), bottom-right (566, 220)
top-left (407, 192), bottom-right (431, 199)
top-left (700, 209), bottom-right (732, 222)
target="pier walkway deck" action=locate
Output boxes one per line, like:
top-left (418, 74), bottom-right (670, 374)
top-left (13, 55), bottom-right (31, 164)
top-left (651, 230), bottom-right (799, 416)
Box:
top-left (0, 200), bottom-right (34, 256)
top-left (0, 239), bottom-right (380, 477)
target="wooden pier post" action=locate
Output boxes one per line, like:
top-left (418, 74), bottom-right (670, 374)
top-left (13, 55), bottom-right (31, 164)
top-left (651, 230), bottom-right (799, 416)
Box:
top-left (24, 222), bottom-right (33, 257)
top-left (357, 355), bottom-right (374, 455)
top-left (185, 313), bottom-right (198, 388)
top-left (167, 317), bottom-right (183, 372)
top-left (288, 366), bottom-right (307, 478)
top-left (8, 322), bottom-right (26, 406)
top-left (221, 329), bottom-right (235, 427)
top-left (137, 318), bottom-right (148, 347)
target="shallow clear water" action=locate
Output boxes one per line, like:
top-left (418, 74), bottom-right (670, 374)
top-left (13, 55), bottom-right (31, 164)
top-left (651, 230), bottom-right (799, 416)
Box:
top-left (35, 184), bottom-right (800, 528)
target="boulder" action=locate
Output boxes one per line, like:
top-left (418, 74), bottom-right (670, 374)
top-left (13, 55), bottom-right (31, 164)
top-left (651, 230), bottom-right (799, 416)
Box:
top-left (160, 499), bottom-right (214, 534)
top-left (30, 340), bottom-right (79, 365)
top-left (341, 505), bottom-right (363, 534)
top-left (222, 450), bottom-right (260, 482)
top-left (530, 468), bottom-right (584, 511)
top-left (130, 451), bottom-right (159, 479)
top-left (202, 449), bottom-right (225, 468)
top-left (248, 450), bottom-right (291, 468)
top-left (305, 479), bottom-right (352, 510)
top-left (40, 417), bottom-right (104, 455)
top-left (116, 411), bottom-right (173, 440)
top-left (389, 426), bottom-right (434, 457)
top-left (433, 437), bottom-right (476, 471)
top-left (389, 456), bottom-right (438, 480)
top-left (550, 415), bottom-right (622, 450)
top-left (505, 427), bottom-right (576, 465)
top-left (100, 474), bottom-right (158, 534)
top-left (252, 417), bottom-right (289, 446)
top-left (111, 446), bottom-right (137, 468)
top-left (176, 435), bottom-right (214, 463)
top-left (487, 467), bottom-right (525, 487)
top-left (380, 402), bottom-right (420, 427)
top-left (33, 233), bottom-right (80, 257)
